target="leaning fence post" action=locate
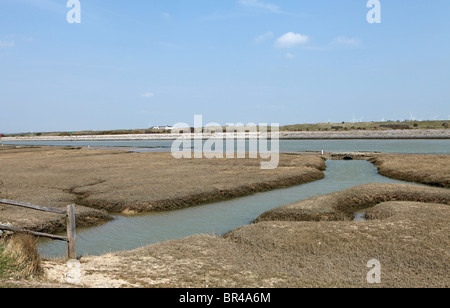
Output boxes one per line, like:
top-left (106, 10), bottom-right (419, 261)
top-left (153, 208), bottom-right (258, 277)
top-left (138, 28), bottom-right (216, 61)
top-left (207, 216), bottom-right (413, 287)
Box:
top-left (67, 204), bottom-right (77, 259)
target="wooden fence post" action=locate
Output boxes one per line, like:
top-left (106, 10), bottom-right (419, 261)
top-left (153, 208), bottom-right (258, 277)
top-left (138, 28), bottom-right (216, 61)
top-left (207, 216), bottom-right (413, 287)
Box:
top-left (67, 204), bottom-right (77, 259)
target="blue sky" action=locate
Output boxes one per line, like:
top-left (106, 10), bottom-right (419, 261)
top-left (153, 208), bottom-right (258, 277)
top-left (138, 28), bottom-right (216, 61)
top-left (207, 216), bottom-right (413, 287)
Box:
top-left (1, 0), bottom-right (450, 133)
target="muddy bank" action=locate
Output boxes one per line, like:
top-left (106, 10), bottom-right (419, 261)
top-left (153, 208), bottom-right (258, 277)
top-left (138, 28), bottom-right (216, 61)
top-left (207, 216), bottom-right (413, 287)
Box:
top-left (79, 170), bottom-right (325, 214)
top-left (255, 183), bottom-right (450, 223)
top-left (43, 196), bottom-right (450, 288)
top-left (369, 154), bottom-right (450, 188)
top-left (0, 146), bottom-right (325, 233)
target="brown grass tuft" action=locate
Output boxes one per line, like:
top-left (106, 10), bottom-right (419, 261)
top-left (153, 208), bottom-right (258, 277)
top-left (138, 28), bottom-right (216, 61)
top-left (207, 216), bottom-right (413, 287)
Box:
top-left (3, 234), bottom-right (42, 278)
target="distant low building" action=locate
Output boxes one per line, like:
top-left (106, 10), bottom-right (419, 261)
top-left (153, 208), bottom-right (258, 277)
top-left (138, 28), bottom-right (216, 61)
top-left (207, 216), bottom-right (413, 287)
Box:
top-left (150, 125), bottom-right (174, 130)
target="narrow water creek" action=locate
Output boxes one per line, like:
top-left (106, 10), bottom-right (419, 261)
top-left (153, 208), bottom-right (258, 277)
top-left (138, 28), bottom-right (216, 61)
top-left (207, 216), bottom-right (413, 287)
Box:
top-left (38, 160), bottom-right (414, 258)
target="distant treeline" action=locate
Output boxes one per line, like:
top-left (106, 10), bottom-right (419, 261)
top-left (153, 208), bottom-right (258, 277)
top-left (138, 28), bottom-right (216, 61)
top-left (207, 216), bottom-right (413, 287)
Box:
top-left (281, 120), bottom-right (449, 132)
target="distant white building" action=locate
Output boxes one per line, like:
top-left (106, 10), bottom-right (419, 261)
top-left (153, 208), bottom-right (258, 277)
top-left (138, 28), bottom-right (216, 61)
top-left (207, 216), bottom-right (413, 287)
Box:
top-left (150, 125), bottom-right (175, 130)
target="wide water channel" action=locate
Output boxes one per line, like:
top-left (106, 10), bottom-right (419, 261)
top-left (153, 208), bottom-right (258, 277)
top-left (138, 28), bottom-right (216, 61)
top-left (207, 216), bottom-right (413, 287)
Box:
top-left (38, 159), bottom-right (419, 258)
top-left (3, 139), bottom-right (450, 154)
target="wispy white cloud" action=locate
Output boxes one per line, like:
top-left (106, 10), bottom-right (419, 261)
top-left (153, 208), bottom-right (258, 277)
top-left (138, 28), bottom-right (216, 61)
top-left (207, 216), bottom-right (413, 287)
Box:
top-left (275, 32), bottom-right (309, 49)
top-left (239, 0), bottom-right (282, 14)
top-left (254, 32), bottom-right (274, 43)
top-left (332, 36), bottom-right (362, 47)
top-left (142, 93), bottom-right (155, 98)
top-left (0, 40), bottom-right (15, 48)
top-left (162, 12), bottom-right (171, 20)
top-left (205, 0), bottom-right (285, 21)
top-left (285, 52), bottom-right (296, 59)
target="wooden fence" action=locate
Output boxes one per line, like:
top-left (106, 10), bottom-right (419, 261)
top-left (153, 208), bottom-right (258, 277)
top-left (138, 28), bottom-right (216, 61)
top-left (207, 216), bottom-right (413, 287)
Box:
top-left (0, 199), bottom-right (76, 259)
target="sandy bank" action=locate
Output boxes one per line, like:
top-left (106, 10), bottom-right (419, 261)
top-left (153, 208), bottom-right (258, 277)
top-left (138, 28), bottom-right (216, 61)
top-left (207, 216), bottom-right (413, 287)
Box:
top-left (2, 129), bottom-right (449, 141)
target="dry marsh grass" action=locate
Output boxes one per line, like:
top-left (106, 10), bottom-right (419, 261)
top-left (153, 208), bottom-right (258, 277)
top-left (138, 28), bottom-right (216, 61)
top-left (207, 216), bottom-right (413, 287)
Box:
top-left (43, 199), bottom-right (450, 288)
top-left (370, 154), bottom-right (450, 188)
top-left (0, 146), bottom-right (325, 233)
top-left (3, 146), bottom-right (449, 288)
top-left (255, 183), bottom-right (450, 223)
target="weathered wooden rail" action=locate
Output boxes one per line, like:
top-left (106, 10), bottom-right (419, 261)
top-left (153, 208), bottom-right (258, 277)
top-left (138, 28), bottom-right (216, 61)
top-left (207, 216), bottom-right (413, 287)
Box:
top-left (0, 199), bottom-right (76, 259)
